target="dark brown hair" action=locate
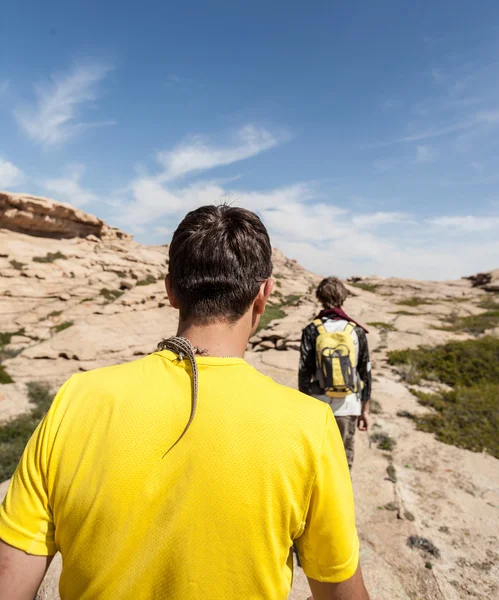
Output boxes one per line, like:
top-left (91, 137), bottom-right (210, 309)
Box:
top-left (316, 277), bottom-right (349, 308)
top-left (169, 205), bottom-right (273, 322)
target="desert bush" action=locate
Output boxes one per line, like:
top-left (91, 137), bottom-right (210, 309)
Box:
top-left (9, 259), bottom-right (25, 270)
top-left (388, 337), bottom-right (499, 388)
top-left (100, 288), bottom-right (123, 302)
top-left (52, 321), bottom-right (73, 333)
top-left (0, 382), bottom-right (53, 480)
top-left (0, 365), bottom-right (13, 384)
top-left (32, 251), bottom-right (67, 263)
top-left (438, 310), bottom-right (499, 336)
top-left (478, 295), bottom-right (499, 310)
top-left (397, 297), bottom-right (432, 307)
top-left (367, 321), bottom-right (397, 332)
top-left (256, 306), bottom-right (286, 333)
top-left (389, 337), bottom-right (499, 456)
top-left (350, 282), bottom-right (378, 293)
top-left (371, 432), bottom-right (396, 451)
top-left (411, 385), bottom-right (498, 458)
top-left (136, 274), bottom-right (157, 286)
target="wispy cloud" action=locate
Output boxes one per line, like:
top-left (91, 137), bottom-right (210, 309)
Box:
top-left (156, 125), bottom-right (281, 182)
top-left (112, 122), bottom-right (499, 280)
top-left (14, 63), bottom-right (115, 147)
top-left (42, 164), bottom-right (98, 206)
top-left (428, 215), bottom-right (499, 232)
top-left (415, 145), bottom-right (436, 163)
top-left (0, 157), bottom-right (25, 188)
top-left (352, 212), bottom-right (412, 229)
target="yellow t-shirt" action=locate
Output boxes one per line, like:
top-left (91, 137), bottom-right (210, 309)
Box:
top-left (0, 351), bottom-right (359, 599)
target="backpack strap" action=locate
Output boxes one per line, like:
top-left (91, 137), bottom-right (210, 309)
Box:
top-left (344, 322), bottom-right (356, 336)
top-left (313, 318), bottom-right (326, 335)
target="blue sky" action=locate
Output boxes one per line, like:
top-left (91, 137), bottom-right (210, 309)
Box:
top-left (1, 0), bottom-right (499, 279)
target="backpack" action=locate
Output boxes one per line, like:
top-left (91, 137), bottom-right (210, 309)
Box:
top-left (313, 319), bottom-right (359, 398)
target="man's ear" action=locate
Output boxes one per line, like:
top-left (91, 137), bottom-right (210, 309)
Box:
top-left (254, 278), bottom-right (274, 316)
top-left (165, 273), bottom-right (179, 310)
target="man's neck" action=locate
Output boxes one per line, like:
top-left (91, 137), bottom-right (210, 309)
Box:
top-left (176, 318), bottom-right (250, 358)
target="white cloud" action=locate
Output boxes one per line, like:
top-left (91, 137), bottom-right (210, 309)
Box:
top-left (352, 212), bottom-right (411, 229)
top-left (415, 145), bottom-right (436, 163)
top-left (157, 125), bottom-right (280, 182)
top-left (42, 164), bottom-right (98, 206)
top-left (14, 63), bottom-right (115, 147)
top-left (428, 215), bottom-right (499, 232)
top-left (0, 157), bottom-right (25, 188)
top-left (112, 123), bottom-right (499, 280)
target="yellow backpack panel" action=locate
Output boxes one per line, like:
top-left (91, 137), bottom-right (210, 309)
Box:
top-left (314, 319), bottom-right (359, 398)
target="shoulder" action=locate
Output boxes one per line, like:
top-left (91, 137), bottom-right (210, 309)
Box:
top-left (259, 373), bottom-right (330, 423)
top-left (61, 354), bottom-right (160, 400)
top-left (302, 321), bottom-right (318, 335)
top-left (354, 326), bottom-right (368, 342)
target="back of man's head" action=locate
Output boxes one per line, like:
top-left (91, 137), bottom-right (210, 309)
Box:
top-left (316, 276), bottom-right (348, 309)
top-left (169, 205), bottom-right (272, 323)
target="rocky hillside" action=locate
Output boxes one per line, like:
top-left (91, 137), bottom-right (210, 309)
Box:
top-left (1, 191), bottom-right (498, 600)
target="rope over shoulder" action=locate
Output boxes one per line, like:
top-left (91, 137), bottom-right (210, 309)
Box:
top-left (157, 336), bottom-right (206, 455)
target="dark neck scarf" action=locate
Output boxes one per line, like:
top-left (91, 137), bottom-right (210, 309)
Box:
top-left (317, 307), bottom-right (369, 333)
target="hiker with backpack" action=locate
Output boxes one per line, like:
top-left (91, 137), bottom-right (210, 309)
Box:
top-left (299, 277), bottom-right (372, 470)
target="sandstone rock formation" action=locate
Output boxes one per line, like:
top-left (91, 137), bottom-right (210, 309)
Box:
top-left (0, 193), bottom-right (498, 600)
top-left (0, 191), bottom-right (131, 240)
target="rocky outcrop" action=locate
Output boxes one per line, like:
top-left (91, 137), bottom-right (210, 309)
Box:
top-left (465, 269), bottom-right (499, 292)
top-left (0, 191), bottom-right (131, 240)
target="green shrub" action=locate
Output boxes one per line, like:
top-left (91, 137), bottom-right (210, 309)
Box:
top-left (389, 310), bottom-right (420, 316)
top-left (438, 310), bottom-right (499, 336)
top-left (0, 329), bottom-right (26, 347)
top-left (9, 259), bottom-right (25, 270)
top-left (411, 385), bottom-right (498, 458)
top-left (370, 399), bottom-right (382, 414)
top-left (136, 274), bottom-right (157, 286)
top-left (351, 282), bottom-right (378, 293)
top-left (256, 306), bottom-right (286, 333)
top-left (478, 295), bottom-right (499, 310)
top-left (397, 296), bottom-right (432, 307)
top-left (100, 288), bottom-right (123, 302)
top-left (0, 382), bottom-right (53, 480)
top-left (282, 294), bottom-right (301, 306)
top-left (388, 337), bottom-right (499, 388)
top-left (48, 310), bottom-right (62, 318)
top-left (371, 432), bottom-right (396, 451)
top-left (367, 321), bottom-right (397, 332)
top-left (0, 365), bottom-right (13, 384)
top-left (79, 297), bottom-right (94, 303)
top-left (53, 321), bottom-right (73, 333)
top-left (32, 251), bottom-right (67, 263)
top-left (390, 337), bottom-right (499, 457)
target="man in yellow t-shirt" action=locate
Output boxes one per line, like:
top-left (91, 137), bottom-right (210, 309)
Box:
top-left (0, 206), bottom-right (369, 600)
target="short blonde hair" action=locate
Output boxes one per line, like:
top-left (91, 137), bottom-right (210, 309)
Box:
top-left (316, 277), bottom-right (348, 308)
